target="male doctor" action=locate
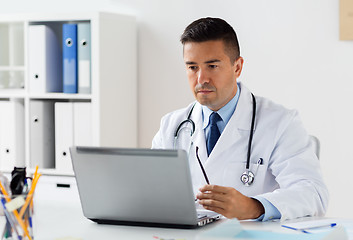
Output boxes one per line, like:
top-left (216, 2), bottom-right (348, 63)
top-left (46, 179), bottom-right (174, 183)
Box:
top-left (152, 17), bottom-right (328, 221)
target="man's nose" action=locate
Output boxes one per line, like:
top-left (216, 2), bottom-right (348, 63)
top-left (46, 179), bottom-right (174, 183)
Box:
top-left (197, 69), bottom-right (209, 84)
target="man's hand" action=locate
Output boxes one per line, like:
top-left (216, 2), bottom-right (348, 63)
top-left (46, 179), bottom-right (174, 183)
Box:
top-left (196, 185), bottom-right (265, 220)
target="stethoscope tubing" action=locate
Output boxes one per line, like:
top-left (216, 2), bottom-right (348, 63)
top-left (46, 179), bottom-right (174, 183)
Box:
top-left (174, 104), bottom-right (196, 138)
top-left (174, 92), bottom-right (257, 185)
top-left (246, 93), bottom-right (256, 170)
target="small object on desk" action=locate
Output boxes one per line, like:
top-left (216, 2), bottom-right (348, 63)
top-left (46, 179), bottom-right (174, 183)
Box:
top-left (281, 220), bottom-right (338, 234)
top-left (10, 167), bottom-right (27, 195)
top-left (0, 181), bottom-right (31, 240)
top-left (4, 196), bottom-right (25, 212)
top-left (0, 165), bottom-right (41, 240)
top-left (282, 223), bottom-right (337, 234)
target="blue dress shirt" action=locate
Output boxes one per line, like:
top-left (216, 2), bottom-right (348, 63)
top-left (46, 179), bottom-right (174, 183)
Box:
top-left (202, 84), bottom-right (240, 135)
top-left (201, 83), bottom-right (281, 221)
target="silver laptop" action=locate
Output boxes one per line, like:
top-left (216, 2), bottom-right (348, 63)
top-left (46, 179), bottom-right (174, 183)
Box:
top-left (70, 146), bottom-right (221, 228)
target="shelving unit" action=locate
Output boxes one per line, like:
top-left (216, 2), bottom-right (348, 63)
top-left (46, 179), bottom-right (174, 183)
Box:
top-left (0, 12), bottom-right (137, 176)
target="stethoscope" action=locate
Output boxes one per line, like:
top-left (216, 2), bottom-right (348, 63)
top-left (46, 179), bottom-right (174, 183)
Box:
top-left (174, 93), bottom-right (260, 186)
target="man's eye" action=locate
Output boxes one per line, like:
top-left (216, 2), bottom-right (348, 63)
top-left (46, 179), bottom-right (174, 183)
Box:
top-left (189, 66), bottom-right (198, 70)
top-left (209, 65), bottom-right (218, 69)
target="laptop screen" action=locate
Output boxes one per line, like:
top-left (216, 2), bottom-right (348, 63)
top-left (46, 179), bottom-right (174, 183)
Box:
top-left (70, 147), bottom-right (200, 226)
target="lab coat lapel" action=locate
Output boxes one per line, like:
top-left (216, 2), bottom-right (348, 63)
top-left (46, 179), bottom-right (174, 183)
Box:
top-left (190, 103), bottom-right (208, 163)
top-left (206, 84), bottom-right (255, 165)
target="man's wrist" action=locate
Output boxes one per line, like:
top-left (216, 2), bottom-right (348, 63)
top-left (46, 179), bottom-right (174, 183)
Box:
top-left (249, 198), bottom-right (265, 219)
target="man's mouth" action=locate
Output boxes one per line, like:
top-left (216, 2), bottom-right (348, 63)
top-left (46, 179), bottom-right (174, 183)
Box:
top-left (197, 89), bottom-right (213, 93)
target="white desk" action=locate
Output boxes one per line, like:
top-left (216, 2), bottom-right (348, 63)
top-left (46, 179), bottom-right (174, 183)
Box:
top-left (33, 201), bottom-right (353, 240)
top-left (2, 176), bottom-right (353, 240)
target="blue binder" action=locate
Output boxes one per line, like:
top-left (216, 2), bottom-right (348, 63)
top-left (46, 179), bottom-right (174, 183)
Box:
top-left (77, 23), bottom-right (91, 94)
top-left (63, 24), bottom-right (78, 93)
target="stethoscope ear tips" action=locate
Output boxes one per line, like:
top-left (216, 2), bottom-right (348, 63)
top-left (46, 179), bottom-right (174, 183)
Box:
top-left (241, 170), bottom-right (255, 187)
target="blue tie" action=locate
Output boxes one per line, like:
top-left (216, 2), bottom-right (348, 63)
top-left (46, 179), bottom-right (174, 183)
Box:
top-left (207, 112), bottom-right (221, 156)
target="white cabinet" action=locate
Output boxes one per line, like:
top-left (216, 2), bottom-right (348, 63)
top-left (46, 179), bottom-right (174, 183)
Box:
top-left (0, 12), bottom-right (137, 175)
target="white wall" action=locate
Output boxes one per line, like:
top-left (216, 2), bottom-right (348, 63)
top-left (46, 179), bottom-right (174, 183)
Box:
top-left (1, 0), bottom-right (353, 218)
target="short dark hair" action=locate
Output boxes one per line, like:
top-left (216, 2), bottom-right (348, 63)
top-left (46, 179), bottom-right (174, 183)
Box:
top-left (180, 17), bottom-right (240, 63)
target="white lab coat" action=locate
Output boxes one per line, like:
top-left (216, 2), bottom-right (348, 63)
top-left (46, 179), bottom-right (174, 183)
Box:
top-left (152, 82), bottom-right (328, 221)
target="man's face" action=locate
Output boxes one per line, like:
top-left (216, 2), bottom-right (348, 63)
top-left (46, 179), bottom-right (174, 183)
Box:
top-left (183, 40), bottom-right (243, 111)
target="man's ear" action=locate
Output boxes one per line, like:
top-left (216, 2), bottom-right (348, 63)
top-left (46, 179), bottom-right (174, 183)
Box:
top-left (234, 56), bottom-right (244, 77)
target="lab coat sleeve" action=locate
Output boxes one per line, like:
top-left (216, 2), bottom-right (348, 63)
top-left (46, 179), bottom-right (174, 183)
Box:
top-left (152, 116), bottom-right (166, 149)
top-left (152, 111), bottom-right (177, 149)
top-left (152, 103), bottom-right (194, 149)
top-left (256, 110), bottom-right (329, 221)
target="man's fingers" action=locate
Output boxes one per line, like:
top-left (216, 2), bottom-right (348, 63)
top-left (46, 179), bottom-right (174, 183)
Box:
top-left (202, 205), bottom-right (227, 216)
top-left (196, 191), bottom-right (226, 202)
top-left (199, 184), bottom-right (231, 194)
top-left (198, 198), bottom-right (225, 210)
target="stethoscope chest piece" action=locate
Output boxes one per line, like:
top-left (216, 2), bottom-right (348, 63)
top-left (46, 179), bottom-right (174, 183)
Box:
top-left (240, 170), bottom-right (255, 186)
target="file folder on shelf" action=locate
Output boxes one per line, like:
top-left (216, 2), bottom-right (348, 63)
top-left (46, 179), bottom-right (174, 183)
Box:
top-left (0, 100), bottom-right (25, 171)
top-left (63, 24), bottom-right (78, 93)
top-left (78, 23), bottom-right (91, 94)
top-left (55, 102), bottom-right (92, 171)
top-left (30, 100), bottom-right (55, 168)
top-left (28, 25), bottom-right (62, 93)
top-left (55, 102), bottom-right (74, 172)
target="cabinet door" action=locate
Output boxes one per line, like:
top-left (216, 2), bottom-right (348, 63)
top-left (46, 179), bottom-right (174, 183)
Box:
top-left (0, 101), bottom-right (25, 170)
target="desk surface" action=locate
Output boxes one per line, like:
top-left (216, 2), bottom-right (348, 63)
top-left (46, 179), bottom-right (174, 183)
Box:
top-left (33, 201), bottom-right (353, 240)
top-left (2, 176), bottom-right (352, 240)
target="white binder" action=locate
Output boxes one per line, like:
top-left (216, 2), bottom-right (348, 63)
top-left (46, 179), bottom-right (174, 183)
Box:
top-left (0, 100), bottom-right (25, 171)
top-left (28, 25), bottom-right (62, 93)
top-left (54, 102), bottom-right (74, 172)
top-left (54, 102), bottom-right (92, 172)
top-left (30, 100), bottom-right (55, 168)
